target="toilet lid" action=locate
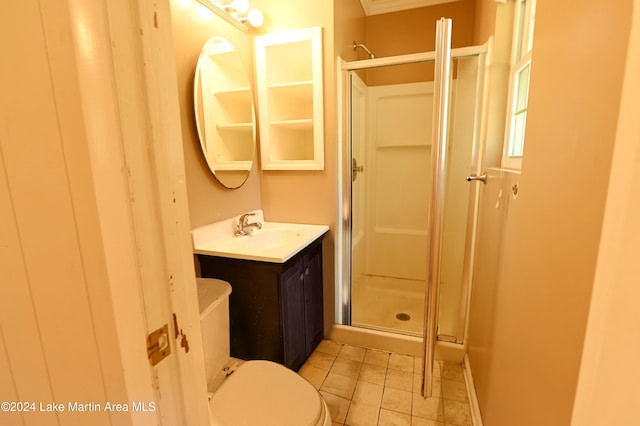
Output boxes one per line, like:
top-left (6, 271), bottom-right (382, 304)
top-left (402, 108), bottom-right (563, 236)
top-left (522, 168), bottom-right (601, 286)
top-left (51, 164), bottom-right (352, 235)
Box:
top-left (209, 360), bottom-right (323, 426)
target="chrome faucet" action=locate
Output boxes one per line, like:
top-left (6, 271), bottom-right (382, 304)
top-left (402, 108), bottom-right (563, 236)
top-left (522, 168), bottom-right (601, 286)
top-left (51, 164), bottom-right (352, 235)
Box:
top-left (235, 212), bottom-right (263, 236)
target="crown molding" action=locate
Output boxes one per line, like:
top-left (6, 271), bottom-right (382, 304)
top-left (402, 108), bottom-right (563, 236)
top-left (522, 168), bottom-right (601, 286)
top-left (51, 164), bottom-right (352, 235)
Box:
top-left (359, 0), bottom-right (460, 16)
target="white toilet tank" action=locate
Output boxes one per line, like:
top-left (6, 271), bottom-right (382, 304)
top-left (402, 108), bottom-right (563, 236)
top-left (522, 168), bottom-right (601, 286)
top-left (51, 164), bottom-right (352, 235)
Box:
top-left (196, 278), bottom-right (232, 391)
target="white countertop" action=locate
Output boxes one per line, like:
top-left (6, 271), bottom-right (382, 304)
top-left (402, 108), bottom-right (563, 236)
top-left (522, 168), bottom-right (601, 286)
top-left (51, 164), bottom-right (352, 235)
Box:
top-left (191, 210), bottom-right (329, 263)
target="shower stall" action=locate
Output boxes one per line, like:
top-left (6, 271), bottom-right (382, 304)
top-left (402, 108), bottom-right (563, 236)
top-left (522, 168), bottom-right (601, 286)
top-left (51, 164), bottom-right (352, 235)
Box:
top-left (334, 19), bottom-right (489, 394)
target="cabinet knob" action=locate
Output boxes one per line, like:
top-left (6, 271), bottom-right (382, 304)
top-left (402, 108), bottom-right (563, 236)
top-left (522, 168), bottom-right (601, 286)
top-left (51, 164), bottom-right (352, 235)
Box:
top-left (305, 267), bottom-right (309, 275)
top-left (299, 273), bottom-right (304, 281)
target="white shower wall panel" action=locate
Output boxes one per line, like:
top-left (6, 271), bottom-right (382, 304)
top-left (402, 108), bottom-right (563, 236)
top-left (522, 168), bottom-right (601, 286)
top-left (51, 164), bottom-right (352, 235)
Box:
top-left (365, 82), bottom-right (434, 281)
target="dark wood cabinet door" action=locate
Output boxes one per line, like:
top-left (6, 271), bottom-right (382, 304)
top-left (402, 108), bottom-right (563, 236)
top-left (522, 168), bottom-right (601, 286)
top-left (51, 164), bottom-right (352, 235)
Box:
top-left (303, 244), bottom-right (324, 358)
top-left (280, 262), bottom-right (306, 370)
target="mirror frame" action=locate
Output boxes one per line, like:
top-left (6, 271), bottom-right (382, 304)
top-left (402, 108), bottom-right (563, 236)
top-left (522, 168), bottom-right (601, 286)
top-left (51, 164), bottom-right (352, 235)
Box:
top-left (193, 36), bottom-right (256, 189)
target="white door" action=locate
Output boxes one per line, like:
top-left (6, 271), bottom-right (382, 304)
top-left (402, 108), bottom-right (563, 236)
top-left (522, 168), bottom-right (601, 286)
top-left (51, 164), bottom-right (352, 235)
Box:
top-left (0, 2), bottom-right (210, 426)
top-left (110, 0), bottom-right (210, 423)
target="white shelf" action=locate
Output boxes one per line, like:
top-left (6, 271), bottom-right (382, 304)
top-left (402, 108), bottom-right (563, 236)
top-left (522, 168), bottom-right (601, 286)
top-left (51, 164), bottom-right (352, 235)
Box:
top-left (214, 87), bottom-right (252, 98)
top-left (217, 123), bottom-right (254, 131)
top-left (268, 81), bottom-right (313, 90)
top-left (255, 27), bottom-right (324, 171)
top-left (269, 119), bottom-right (313, 129)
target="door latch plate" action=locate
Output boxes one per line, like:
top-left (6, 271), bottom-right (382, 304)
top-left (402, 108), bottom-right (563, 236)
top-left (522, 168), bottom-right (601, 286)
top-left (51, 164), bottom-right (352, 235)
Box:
top-left (147, 324), bottom-right (170, 366)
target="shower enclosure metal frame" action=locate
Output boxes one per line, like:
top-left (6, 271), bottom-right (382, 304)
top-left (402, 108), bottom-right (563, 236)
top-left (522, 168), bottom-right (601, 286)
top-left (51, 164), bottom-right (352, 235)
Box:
top-left (335, 18), bottom-right (489, 397)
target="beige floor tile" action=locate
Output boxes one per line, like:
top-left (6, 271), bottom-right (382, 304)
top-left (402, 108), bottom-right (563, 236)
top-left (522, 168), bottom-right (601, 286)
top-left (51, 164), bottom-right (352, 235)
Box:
top-left (299, 364), bottom-right (328, 389)
top-left (338, 344), bottom-right (367, 362)
top-left (359, 363), bottom-right (387, 386)
top-left (386, 369), bottom-right (413, 392)
top-left (352, 380), bottom-right (384, 406)
top-left (412, 374), bottom-right (423, 394)
top-left (433, 361), bottom-right (442, 378)
top-left (307, 351), bottom-right (337, 371)
top-left (364, 348), bottom-right (391, 368)
top-left (414, 357), bottom-right (424, 375)
top-left (389, 353), bottom-right (414, 373)
top-left (441, 379), bottom-right (468, 402)
top-left (440, 362), bottom-right (464, 382)
top-left (413, 376), bottom-right (441, 397)
top-left (381, 387), bottom-right (412, 415)
top-left (411, 395), bottom-right (444, 422)
top-left (410, 416), bottom-right (444, 426)
top-left (317, 339), bottom-right (344, 356)
top-left (379, 408), bottom-right (411, 426)
top-left (345, 400), bottom-right (380, 426)
top-left (331, 357), bottom-right (363, 379)
top-left (321, 371), bottom-right (358, 399)
top-left (443, 399), bottom-right (472, 426)
top-left (305, 342), bottom-right (473, 426)
top-left (320, 390), bottom-right (351, 424)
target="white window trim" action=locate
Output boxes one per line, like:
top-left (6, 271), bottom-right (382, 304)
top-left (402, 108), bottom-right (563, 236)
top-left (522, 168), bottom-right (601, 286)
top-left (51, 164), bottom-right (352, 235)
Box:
top-left (502, 0), bottom-right (536, 170)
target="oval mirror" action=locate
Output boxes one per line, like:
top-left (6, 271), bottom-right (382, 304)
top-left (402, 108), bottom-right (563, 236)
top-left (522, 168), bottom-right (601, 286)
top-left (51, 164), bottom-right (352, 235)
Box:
top-left (194, 36), bottom-right (256, 189)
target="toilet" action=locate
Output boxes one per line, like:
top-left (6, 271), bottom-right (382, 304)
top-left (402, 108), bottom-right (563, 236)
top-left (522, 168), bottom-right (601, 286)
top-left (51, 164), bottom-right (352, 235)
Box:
top-left (197, 278), bottom-right (331, 426)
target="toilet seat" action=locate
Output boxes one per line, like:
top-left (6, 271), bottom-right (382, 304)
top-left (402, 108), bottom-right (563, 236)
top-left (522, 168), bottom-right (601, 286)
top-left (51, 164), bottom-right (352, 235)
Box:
top-left (209, 360), bottom-right (328, 426)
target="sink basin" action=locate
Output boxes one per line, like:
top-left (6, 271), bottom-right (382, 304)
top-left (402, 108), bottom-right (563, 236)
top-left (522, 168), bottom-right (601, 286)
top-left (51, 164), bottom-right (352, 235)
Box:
top-left (191, 212), bottom-right (329, 263)
top-left (239, 228), bottom-right (302, 250)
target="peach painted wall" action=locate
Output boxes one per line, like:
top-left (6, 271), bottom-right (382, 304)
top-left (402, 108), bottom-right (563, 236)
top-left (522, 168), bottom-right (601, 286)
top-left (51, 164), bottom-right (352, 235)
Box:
top-left (335, 0), bottom-right (367, 61)
top-left (571, 3), bottom-right (640, 422)
top-left (170, 0), bottom-right (262, 229)
top-left (249, 0), bottom-right (336, 227)
top-left (472, 0), bottom-right (496, 46)
top-left (248, 0), bottom-right (337, 332)
top-left (366, 0), bottom-right (476, 56)
top-left (467, 1), bottom-right (634, 425)
top-left (364, 0), bottom-right (475, 85)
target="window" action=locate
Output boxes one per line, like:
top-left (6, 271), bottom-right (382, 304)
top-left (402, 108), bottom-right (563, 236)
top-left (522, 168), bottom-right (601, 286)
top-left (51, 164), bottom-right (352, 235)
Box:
top-left (503, 0), bottom-right (536, 169)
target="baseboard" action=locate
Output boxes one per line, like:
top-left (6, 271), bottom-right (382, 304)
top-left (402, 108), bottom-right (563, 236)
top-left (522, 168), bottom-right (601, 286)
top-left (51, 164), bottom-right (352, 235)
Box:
top-left (463, 354), bottom-right (483, 426)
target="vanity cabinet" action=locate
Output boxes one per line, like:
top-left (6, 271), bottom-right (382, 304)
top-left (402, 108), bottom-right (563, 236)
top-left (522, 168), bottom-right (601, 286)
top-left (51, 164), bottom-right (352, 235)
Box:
top-left (254, 27), bottom-right (324, 170)
top-left (197, 237), bottom-right (324, 371)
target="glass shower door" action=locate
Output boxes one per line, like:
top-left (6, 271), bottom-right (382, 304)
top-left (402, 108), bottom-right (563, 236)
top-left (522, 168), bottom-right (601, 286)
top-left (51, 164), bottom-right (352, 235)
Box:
top-left (423, 17), bottom-right (453, 397)
top-left (349, 69), bottom-right (434, 338)
top-left (339, 18), bottom-right (488, 399)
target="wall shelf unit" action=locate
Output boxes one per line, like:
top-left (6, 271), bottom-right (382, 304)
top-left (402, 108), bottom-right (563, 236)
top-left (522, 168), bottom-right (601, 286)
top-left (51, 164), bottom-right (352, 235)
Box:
top-left (195, 42), bottom-right (255, 173)
top-left (255, 27), bottom-right (324, 170)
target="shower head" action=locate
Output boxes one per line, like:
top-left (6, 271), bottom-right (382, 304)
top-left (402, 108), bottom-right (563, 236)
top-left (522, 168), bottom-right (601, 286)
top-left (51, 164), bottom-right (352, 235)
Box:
top-left (353, 41), bottom-right (375, 59)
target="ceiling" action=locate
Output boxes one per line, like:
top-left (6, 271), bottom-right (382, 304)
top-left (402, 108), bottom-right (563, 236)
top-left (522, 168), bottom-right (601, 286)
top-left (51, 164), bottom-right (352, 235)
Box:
top-left (359, 0), bottom-right (459, 16)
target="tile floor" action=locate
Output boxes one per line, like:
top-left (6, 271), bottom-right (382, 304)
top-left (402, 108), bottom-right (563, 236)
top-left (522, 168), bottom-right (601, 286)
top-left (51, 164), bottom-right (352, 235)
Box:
top-left (298, 340), bottom-right (472, 426)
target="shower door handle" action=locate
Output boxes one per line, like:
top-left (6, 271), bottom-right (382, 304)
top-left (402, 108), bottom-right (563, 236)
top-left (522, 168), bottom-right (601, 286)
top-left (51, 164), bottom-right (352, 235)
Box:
top-left (352, 158), bottom-right (364, 182)
top-left (466, 172), bottom-right (487, 184)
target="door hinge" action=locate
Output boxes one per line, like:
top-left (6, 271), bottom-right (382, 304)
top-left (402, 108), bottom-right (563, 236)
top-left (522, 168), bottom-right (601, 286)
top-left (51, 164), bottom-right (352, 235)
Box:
top-left (147, 324), bottom-right (171, 366)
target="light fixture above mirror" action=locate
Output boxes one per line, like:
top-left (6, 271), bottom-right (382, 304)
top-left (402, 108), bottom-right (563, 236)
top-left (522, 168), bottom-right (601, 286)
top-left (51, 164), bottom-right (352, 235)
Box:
top-left (196, 0), bottom-right (264, 32)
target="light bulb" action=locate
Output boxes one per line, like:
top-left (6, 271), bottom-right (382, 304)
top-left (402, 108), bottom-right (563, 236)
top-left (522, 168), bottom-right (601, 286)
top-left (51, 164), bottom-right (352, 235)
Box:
top-left (230, 0), bottom-right (249, 13)
top-left (196, 3), bottom-right (214, 20)
top-left (246, 8), bottom-right (263, 27)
